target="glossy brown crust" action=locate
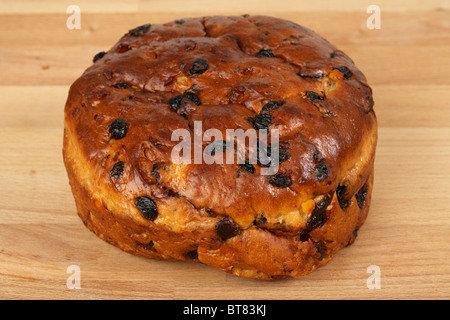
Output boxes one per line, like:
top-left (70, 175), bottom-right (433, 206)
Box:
top-left (63, 15), bottom-right (377, 279)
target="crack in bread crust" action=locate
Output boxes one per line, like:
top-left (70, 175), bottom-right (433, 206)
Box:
top-left (63, 15), bottom-right (377, 279)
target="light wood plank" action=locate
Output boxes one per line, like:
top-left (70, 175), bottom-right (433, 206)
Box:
top-left (0, 0), bottom-right (139, 14)
top-left (1, 11), bottom-right (449, 47)
top-left (0, 0), bottom-right (446, 14)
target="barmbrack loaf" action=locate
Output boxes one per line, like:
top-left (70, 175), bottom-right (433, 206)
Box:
top-left (63, 15), bottom-right (377, 279)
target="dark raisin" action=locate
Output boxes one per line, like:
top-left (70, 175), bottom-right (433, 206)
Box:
top-left (315, 244), bottom-right (326, 261)
top-left (299, 230), bottom-right (310, 242)
top-left (239, 160), bottom-right (255, 174)
top-left (109, 119), bottom-right (127, 140)
top-left (262, 144), bottom-right (290, 167)
top-left (261, 100), bottom-right (285, 112)
top-left (312, 150), bottom-right (322, 163)
top-left (254, 213), bottom-right (267, 226)
top-left (250, 113), bottom-right (272, 130)
top-left (353, 226), bottom-right (359, 238)
top-left (138, 240), bottom-right (156, 252)
top-left (257, 141), bottom-right (271, 166)
top-left (167, 190), bottom-right (181, 197)
top-left (186, 249), bottom-right (198, 259)
top-left (110, 161), bottom-right (125, 179)
top-left (151, 164), bottom-right (160, 182)
top-left (127, 23), bottom-right (151, 37)
top-left (169, 92), bottom-right (201, 112)
top-left (149, 136), bottom-right (162, 146)
top-left (207, 140), bottom-right (229, 156)
top-left (168, 95), bottom-right (184, 111)
top-left (333, 66), bottom-right (352, 79)
top-left (315, 162), bottom-right (328, 182)
top-left (268, 174), bottom-right (292, 188)
top-left (183, 91), bottom-right (201, 105)
top-left (329, 51), bottom-right (338, 58)
top-left (306, 194), bottom-right (333, 231)
top-left (188, 59), bottom-right (208, 75)
top-left (215, 217), bottom-right (240, 240)
top-left (355, 183), bottom-right (368, 208)
top-left (93, 51), bottom-right (106, 63)
top-left (255, 48), bottom-right (275, 57)
top-left (278, 145), bottom-right (290, 164)
top-left (306, 91), bottom-right (323, 101)
top-left (221, 139), bottom-right (231, 150)
top-left (297, 71), bottom-right (324, 80)
top-left (174, 19), bottom-right (185, 24)
top-left (112, 82), bottom-right (132, 89)
top-left (135, 196), bottom-right (158, 221)
top-left (257, 142), bottom-right (289, 167)
top-left (336, 185), bottom-right (350, 209)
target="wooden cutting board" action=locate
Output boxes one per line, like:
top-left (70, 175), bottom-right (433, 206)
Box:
top-left (1, 0), bottom-right (449, 300)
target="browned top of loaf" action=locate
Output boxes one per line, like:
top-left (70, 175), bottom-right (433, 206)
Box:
top-left (64, 15), bottom-right (376, 230)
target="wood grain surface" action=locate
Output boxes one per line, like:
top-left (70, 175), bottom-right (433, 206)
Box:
top-left (1, 0), bottom-right (449, 300)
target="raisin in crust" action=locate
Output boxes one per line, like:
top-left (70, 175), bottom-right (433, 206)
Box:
top-left (63, 15), bottom-right (377, 280)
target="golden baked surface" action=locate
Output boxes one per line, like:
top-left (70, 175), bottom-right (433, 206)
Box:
top-left (63, 15), bottom-right (377, 279)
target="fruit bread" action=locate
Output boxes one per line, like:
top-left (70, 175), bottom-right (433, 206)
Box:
top-left (63, 15), bottom-right (377, 280)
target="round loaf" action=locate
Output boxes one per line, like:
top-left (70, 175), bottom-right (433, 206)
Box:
top-left (63, 15), bottom-right (377, 280)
